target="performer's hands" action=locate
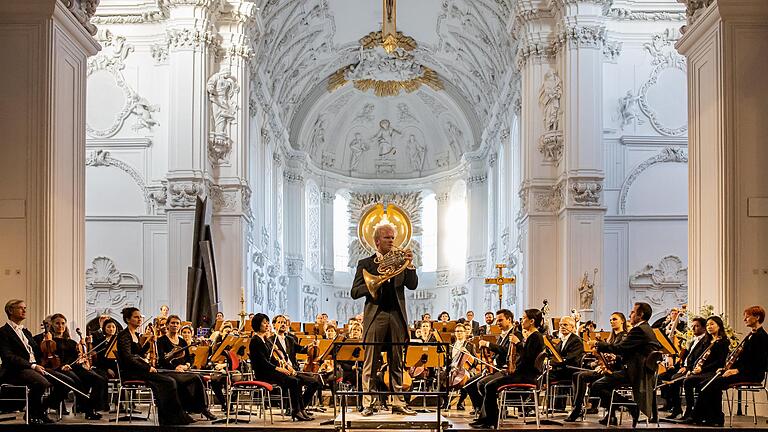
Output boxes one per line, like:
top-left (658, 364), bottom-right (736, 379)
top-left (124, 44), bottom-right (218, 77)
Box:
top-left (175, 365), bottom-right (188, 372)
top-left (404, 249), bottom-right (414, 261)
top-left (510, 333), bottom-right (521, 345)
top-left (723, 368), bottom-right (738, 378)
top-left (149, 366), bottom-right (158, 373)
top-left (692, 366), bottom-right (702, 375)
top-left (32, 364), bottom-right (46, 375)
top-left (678, 367), bottom-right (687, 375)
top-left (62, 364), bottom-right (72, 372)
top-left (478, 340), bottom-right (489, 348)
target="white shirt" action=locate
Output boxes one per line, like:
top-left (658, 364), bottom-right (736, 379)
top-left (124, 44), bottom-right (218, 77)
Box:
top-left (688, 333), bottom-right (705, 352)
top-left (8, 321), bottom-right (36, 364)
top-left (559, 332), bottom-right (572, 349)
top-left (275, 334), bottom-right (294, 368)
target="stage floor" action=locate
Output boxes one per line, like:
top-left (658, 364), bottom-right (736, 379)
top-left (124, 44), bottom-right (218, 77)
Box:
top-left (1, 406), bottom-right (767, 431)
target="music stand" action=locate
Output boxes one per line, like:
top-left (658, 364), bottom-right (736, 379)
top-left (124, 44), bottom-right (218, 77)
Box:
top-left (211, 335), bottom-right (238, 363)
top-left (289, 322), bottom-right (302, 333)
top-left (653, 328), bottom-right (679, 357)
top-left (433, 321), bottom-right (456, 334)
top-left (405, 345), bottom-right (444, 412)
top-left (192, 345), bottom-right (210, 369)
top-left (542, 336), bottom-right (564, 364)
top-left (488, 325), bottom-right (501, 335)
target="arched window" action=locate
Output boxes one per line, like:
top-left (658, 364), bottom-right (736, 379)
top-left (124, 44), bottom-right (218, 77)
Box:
top-left (421, 193), bottom-right (437, 272)
top-left (333, 194), bottom-right (350, 270)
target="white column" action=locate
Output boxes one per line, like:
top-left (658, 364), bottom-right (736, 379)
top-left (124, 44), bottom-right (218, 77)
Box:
top-left (465, 164), bottom-right (490, 313)
top-left (0, 0), bottom-right (99, 328)
top-left (435, 190), bottom-right (451, 285)
top-left (163, 0), bottom-right (218, 314)
top-left (553, 0), bottom-right (606, 320)
top-left (677, 0), bottom-right (768, 321)
top-left (283, 168), bottom-right (305, 319)
top-left (319, 189), bottom-right (335, 313)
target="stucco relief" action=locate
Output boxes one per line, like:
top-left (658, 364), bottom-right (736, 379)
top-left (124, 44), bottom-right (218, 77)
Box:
top-left (85, 257), bottom-right (142, 323)
top-left (638, 33), bottom-right (687, 136)
top-left (618, 147), bottom-right (688, 214)
top-left (630, 255), bottom-right (688, 322)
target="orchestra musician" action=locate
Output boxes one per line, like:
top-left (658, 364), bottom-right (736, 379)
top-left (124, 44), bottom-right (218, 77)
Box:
top-left (673, 316), bottom-right (729, 422)
top-left (442, 322), bottom-right (477, 410)
top-left (350, 223), bottom-right (418, 417)
top-left (115, 307), bottom-right (195, 426)
top-left (564, 311), bottom-right (628, 422)
top-left (591, 302), bottom-right (661, 427)
top-left (269, 314), bottom-right (322, 412)
top-left (464, 309), bottom-right (516, 416)
top-left (0, 300), bottom-right (72, 424)
top-left (180, 325), bottom-right (194, 345)
top-left (478, 312), bottom-right (495, 335)
top-left (658, 316), bottom-right (706, 418)
top-left (469, 308), bottom-right (546, 429)
top-left (248, 313), bottom-right (312, 421)
top-left (689, 305), bottom-right (768, 427)
top-left (549, 315), bottom-right (585, 410)
top-left (94, 318), bottom-right (119, 379)
top-left (438, 311), bottom-right (450, 323)
top-left (155, 314), bottom-right (217, 420)
top-left (48, 313), bottom-right (109, 417)
top-left (465, 311), bottom-right (480, 336)
top-left (652, 307), bottom-right (687, 338)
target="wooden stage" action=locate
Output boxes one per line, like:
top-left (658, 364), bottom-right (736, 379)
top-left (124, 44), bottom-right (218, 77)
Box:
top-left (1, 405), bottom-right (767, 431)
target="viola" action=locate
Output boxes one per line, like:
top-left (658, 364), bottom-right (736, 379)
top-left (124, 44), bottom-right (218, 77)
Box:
top-left (303, 339), bottom-right (321, 373)
top-left (75, 328), bottom-right (92, 369)
top-left (39, 321), bottom-right (61, 370)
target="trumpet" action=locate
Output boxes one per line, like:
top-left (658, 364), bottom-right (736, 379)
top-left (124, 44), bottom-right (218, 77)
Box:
top-left (362, 246), bottom-right (415, 299)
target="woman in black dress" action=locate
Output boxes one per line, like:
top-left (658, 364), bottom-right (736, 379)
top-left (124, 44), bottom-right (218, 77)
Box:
top-left (116, 307), bottom-right (194, 426)
top-left (156, 314), bottom-right (216, 420)
top-left (678, 315), bottom-right (729, 421)
top-left (94, 319), bottom-right (119, 379)
top-left (49, 313), bottom-right (109, 418)
top-left (248, 313), bottom-right (312, 421)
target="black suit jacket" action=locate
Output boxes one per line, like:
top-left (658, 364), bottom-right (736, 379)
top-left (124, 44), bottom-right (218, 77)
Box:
top-left (350, 253), bottom-right (418, 341)
top-left (683, 335), bottom-right (710, 370)
top-left (469, 320), bottom-right (480, 336)
top-left (597, 321), bottom-right (661, 416)
top-left (733, 327), bottom-right (768, 382)
top-left (515, 331), bottom-right (545, 379)
top-left (0, 323), bottom-right (41, 371)
top-left (269, 333), bottom-right (306, 368)
top-left (555, 333), bottom-right (585, 368)
top-left (248, 334), bottom-right (280, 381)
top-left (479, 324), bottom-right (494, 335)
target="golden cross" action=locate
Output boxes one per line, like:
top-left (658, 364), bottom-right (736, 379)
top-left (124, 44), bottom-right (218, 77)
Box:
top-left (484, 264), bottom-right (516, 310)
top-left (382, 0), bottom-right (398, 53)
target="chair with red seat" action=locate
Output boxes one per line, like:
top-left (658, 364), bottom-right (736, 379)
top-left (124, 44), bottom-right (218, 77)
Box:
top-left (497, 352), bottom-right (547, 427)
top-left (114, 362), bottom-right (157, 425)
top-left (224, 349), bottom-right (283, 424)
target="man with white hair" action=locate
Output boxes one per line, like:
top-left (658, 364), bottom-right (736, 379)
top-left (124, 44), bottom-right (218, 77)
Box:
top-left (351, 223), bottom-right (418, 416)
top-left (550, 315), bottom-right (585, 409)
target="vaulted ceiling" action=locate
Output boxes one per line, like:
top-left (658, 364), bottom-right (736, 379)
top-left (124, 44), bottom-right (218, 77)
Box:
top-left (252, 0), bottom-right (517, 179)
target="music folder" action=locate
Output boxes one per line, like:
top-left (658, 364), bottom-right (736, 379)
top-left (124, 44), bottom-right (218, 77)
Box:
top-left (405, 345), bottom-right (444, 368)
top-left (652, 328), bottom-right (679, 356)
top-left (542, 335), bottom-right (564, 363)
top-left (335, 342), bottom-right (365, 362)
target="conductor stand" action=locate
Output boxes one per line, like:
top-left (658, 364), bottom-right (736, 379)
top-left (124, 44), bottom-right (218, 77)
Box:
top-left (405, 344), bottom-right (445, 413)
top-left (321, 340), bottom-right (365, 426)
top-left (334, 341), bottom-right (450, 432)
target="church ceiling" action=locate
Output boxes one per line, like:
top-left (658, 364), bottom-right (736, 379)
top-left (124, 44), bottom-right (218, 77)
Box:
top-left (251, 0), bottom-right (516, 178)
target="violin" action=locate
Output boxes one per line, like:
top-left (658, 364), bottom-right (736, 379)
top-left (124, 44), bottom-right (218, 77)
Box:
top-left (139, 323), bottom-right (159, 367)
top-left (164, 340), bottom-right (202, 362)
top-left (39, 321), bottom-right (61, 370)
top-left (448, 343), bottom-right (474, 388)
top-left (303, 338), bottom-right (321, 373)
top-left (75, 328), bottom-right (92, 369)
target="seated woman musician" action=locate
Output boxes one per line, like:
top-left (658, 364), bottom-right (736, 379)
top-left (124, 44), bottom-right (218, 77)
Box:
top-left (49, 313), bottom-right (109, 418)
top-left (156, 314), bottom-right (216, 420)
top-left (116, 307), bottom-right (195, 425)
top-left (94, 318), bottom-right (120, 380)
top-left (248, 313), bottom-right (313, 421)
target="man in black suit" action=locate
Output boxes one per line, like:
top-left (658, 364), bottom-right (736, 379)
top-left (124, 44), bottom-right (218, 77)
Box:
top-left (0, 300), bottom-right (70, 424)
top-left (351, 223), bottom-right (418, 416)
top-left (658, 316), bottom-right (707, 418)
top-left (549, 315), bottom-right (584, 409)
top-left (478, 311), bottom-right (495, 335)
top-left (592, 302), bottom-right (662, 427)
top-left (269, 314), bottom-right (322, 410)
top-left (465, 311), bottom-right (480, 336)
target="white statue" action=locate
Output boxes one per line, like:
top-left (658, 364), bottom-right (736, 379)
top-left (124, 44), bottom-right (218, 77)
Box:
top-left (397, 103), bottom-right (418, 123)
top-left (617, 90), bottom-right (643, 129)
top-left (370, 119), bottom-right (401, 157)
top-left (407, 134), bottom-right (426, 171)
top-left (348, 132), bottom-right (368, 170)
top-left (206, 70), bottom-right (238, 137)
top-left (306, 114), bottom-right (326, 157)
top-left (539, 71), bottom-right (562, 132)
top-left (445, 121), bottom-right (464, 159)
top-left (578, 268), bottom-right (598, 310)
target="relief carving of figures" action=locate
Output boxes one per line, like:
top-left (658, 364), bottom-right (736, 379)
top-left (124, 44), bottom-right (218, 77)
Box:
top-left (371, 119), bottom-right (401, 157)
top-left (307, 114), bottom-right (327, 157)
top-left (397, 103), bottom-right (418, 124)
top-left (353, 103), bottom-right (375, 124)
top-left (571, 181), bottom-right (602, 206)
top-left (539, 71), bottom-right (563, 132)
top-left (348, 132), bottom-right (368, 170)
top-left (444, 121), bottom-right (465, 160)
top-left (617, 90), bottom-right (644, 130)
top-left (207, 70), bottom-right (239, 164)
top-left (407, 134), bottom-right (426, 171)
top-left (130, 94), bottom-right (159, 131)
top-left (578, 268), bottom-right (598, 310)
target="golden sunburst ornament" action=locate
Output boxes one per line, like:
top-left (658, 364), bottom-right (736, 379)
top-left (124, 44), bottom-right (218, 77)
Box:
top-left (357, 203), bottom-right (412, 253)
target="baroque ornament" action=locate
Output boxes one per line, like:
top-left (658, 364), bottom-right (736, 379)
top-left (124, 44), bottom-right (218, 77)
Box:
top-left (86, 150), bottom-right (151, 212)
top-left (570, 181), bottom-right (603, 207)
top-left (168, 182), bottom-right (201, 208)
top-left (638, 33), bottom-right (687, 136)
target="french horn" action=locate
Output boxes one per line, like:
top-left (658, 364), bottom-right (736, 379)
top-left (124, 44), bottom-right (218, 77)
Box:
top-left (362, 246), bottom-right (415, 299)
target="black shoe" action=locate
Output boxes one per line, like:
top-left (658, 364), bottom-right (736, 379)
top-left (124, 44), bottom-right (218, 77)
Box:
top-left (201, 409), bottom-right (217, 420)
top-left (392, 405), bottom-right (417, 415)
top-left (598, 413), bottom-right (618, 426)
top-left (361, 407), bottom-right (374, 417)
top-left (469, 419), bottom-right (493, 428)
top-left (628, 406), bottom-right (640, 428)
top-left (456, 403), bottom-right (465, 411)
top-left (666, 408), bottom-right (682, 419)
top-left (291, 410), bottom-right (312, 421)
top-left (564, 409), bottom-right (584, 422)
top-left (84, 411), bottom-right (102, 420)
top-left (300, 409), bottom-right (315, 419)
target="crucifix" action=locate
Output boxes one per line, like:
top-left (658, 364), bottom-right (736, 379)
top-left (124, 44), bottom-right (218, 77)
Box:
top-left (382, 0), bottom-right (398, 53)
top-left (484, 264), bottom-right (516, 310)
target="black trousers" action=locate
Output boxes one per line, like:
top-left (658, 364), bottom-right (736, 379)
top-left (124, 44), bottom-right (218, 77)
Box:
top-left (465, 371), bottom-right (504, 412)
top-left (258, 370), bottom-right (304, 413)
top-left (570, 369), bottom-right (603, 412)
top-left (1, 368), bottom-right (70, 419)
top-left (295, 371), bottom-right (322, 407)
top-left (362, 310), bottom-right (407, 408)
top-left (162, 371), bottom-right (208, 413)
top-left (691, 372), bottom-right (761, 423)
top-left (589, 370), bottom-right (630, 409)
top-left (477, 372), bottom-right (537, 424)
top-left (59, 366), bottom-right (108, 412)
top-left (682, 372), bottom-right (712, 415)
top-left (126, 372), bottom-right (192, 425)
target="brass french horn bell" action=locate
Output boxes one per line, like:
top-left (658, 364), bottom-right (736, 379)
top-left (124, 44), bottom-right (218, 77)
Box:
top-left (362, 246), bottom-right (415, 299)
